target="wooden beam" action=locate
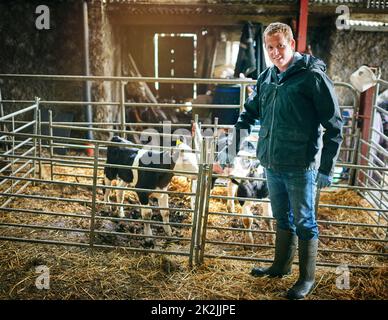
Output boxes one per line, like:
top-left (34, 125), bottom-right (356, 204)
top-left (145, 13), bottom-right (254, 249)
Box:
top-left (108, 12), bottom-right (296, 26)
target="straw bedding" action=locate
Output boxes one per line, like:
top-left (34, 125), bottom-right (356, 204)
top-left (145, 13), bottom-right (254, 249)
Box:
top-left (0, 164), bottom-right (386, 300)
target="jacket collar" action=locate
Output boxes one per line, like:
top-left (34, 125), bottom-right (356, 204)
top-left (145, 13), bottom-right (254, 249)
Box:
top-left (270, 52), bottom-right (307, 84)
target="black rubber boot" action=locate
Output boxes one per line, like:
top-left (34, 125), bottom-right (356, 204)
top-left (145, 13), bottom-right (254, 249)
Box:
top-left (251, 228), bottom-right (297, 278)
top-left (287, 238), bottom-right (318, 300)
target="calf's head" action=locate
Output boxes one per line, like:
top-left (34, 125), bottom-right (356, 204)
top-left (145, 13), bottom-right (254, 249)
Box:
top-left (172, 138), bottom-right (198, 176)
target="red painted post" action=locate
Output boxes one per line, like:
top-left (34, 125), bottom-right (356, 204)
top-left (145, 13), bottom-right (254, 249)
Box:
top-left (357, 86), bottom-right (375, 182)
top-left (297, 0), bottom-right (309, 53)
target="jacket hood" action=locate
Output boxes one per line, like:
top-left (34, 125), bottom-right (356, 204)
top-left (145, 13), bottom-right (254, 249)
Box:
top-left (300, 53), bottom-right (327, 72)
top-left (268, 53), bottom-right (327, 83)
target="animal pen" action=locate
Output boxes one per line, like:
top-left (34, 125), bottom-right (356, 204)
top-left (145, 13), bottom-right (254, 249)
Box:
top-left (0, 74), bottom-right (387, 300)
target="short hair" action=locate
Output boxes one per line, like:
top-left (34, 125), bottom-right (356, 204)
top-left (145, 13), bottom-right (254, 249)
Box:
top-left (263, 23), bottom-right (294, 43)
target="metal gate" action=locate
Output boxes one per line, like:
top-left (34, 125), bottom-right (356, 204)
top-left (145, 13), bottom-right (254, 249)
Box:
top-left (0, 74), bottom-right (387, 270)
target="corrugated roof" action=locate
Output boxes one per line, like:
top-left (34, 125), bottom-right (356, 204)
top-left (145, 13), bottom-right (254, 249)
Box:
top-left (349, 19), bottom-right (388, 26)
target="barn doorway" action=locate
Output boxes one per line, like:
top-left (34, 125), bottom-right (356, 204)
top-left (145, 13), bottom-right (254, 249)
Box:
top-left (154, 33), bottom-right (197, 101)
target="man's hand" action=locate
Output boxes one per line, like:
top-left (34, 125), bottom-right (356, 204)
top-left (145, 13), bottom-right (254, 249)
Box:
top-left (316, 172), bottom-right (333, 189)
top-left (216, 145), bottom-right (232, 168)
top-left (212, 163), bottom-right (224, 174)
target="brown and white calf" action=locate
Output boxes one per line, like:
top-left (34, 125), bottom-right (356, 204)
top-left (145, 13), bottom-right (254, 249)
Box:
top-left (104, 136), bottom-right (198, 246)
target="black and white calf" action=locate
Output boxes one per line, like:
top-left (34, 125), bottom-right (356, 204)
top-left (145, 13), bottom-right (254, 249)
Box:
top-left (231, 162), bottom-right (273, 244)
top-left (104, 136), bottom-right (198, 245)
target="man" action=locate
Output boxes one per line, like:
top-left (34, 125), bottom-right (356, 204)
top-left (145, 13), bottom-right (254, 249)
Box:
top-left (218, 23), bottom-right (343, 299)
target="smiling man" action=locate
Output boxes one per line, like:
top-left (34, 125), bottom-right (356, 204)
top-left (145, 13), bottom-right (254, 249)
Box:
top-left (218, 23), bottom-right (343, 299)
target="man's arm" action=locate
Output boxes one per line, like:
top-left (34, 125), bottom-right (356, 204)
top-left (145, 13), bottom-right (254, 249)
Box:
top-left (312, 71), bottom-right (343, 176)
top-left (216, 75), bottom-right (263, 168)
top-left (231, 86), bottom-right (261, 153)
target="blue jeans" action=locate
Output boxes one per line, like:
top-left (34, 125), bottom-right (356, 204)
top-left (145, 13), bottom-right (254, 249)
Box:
top-left (266, 168), bottom-right (319, 240)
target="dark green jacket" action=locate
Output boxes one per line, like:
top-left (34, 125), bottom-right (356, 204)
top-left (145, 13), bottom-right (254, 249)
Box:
top-left (234, 53), bottom-right (343, 175)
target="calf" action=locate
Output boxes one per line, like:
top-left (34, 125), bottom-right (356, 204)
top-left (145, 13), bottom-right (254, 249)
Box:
top-left (231, 162), bottom-right (273, 244)
top-left (104, 136), bottom-right (198, 246)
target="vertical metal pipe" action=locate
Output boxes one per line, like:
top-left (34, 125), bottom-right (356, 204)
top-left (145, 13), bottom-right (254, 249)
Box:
top-left (349, 89), bottom-right (359, 165)
top-left (199, 164), bottom-right (212, 264)
top-left (349, 128), bottom-right (360, 186)
top-left (355, 136), bottom-right (363, 187)
top-left (0, 87), bottom-right (6, 147)
top-left (194, 136), bottom-right (207, 265)
top-left (199, 137), bottom-right (214, 264)
top-left (83, 0), bottom-right (94, 141)
top-left (296, 0), bottom-right (309, 53)
top-left (213, 117), bottom-right (219, 160)
top-left (37, 109), bottom-right (42, 180)
top-left (239, 83), bottom-right (246, 113)
top-left (358, 86), bottom-right (375, 183)
top-left (120, 81), bottom-right (126, 136)
top-left (32, 97), bottom-right (40, 183)
top-left (11, 116), bottom-right (15, 194)
top-left (189, 164), bottom-right (203, 267)
top-left (89, 142), bottom-right (99, 251)
top-left (194, 113), bottom-right (199, 124)
top-left (49, 110), bottom-right (54, 181)
top-left (192, 113), bottom-right (199, 149)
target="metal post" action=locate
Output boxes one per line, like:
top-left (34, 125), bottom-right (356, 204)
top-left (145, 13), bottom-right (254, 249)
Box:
top-left (32, 97), bottom-right (39, 182)
top-left (358, 86), bottom-right (375, 183)
top-left (194, 136), bottom-right (208, 265)
top-left (239, 83), bottom-right (246, 113)
top-left (83, 0), bottom-right (94, 141)
top-left (349, 92), bottom-right (359, 165)
top-left (213, 117), bottom-right (219, 162)
top-left (89, 142), bottom-right (99, 251)
top-left (11, 116), bottom-right (15, 194)
top-left (37, 109), bottom-right (42, 180)
top-left (0, 87), bottom-right (7, 153)
top-left (192, 113), bottom-right (199, 149)
top-left (194, 114), bottom-right (199, 124)
top-left (199, 137), bottom-right (214, 264)
top-left (296, 0), bottom-right (309, 53)
top-left (48, 110), bottom-right (54, 181)
top-left (349, 128), bottom-right (360, 186)
top-left (120, 81), bottom-right (126, 137)
top-left (189, 164), bottom-right (203, 267)
top-left (315, 189), bottom-right (321, 219)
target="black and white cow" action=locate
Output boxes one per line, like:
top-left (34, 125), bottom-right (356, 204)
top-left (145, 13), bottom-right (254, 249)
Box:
top-left (231, 162), bottom-right (273, 244)
top-left (104, 136), bottom-right (198, 246)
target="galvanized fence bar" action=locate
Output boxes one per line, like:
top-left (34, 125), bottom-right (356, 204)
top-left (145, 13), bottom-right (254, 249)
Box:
top-left (194, 137), bottom-right (208, 265)
top-left (49, 110), bottom-right (54, 181)
top-left (0, 75), bottom-right (387, 271)
top-left (199, 137), bottom-right (215, 264)
top-left (89, 143), bottom-right (99, 250)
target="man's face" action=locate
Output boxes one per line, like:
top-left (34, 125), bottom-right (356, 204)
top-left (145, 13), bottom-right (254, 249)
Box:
top-left (264, 32), bottom-right (295, 72)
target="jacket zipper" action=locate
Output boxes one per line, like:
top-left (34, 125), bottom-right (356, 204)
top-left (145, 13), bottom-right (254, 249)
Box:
top-left (268, 85), bottom-right (278, 169)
